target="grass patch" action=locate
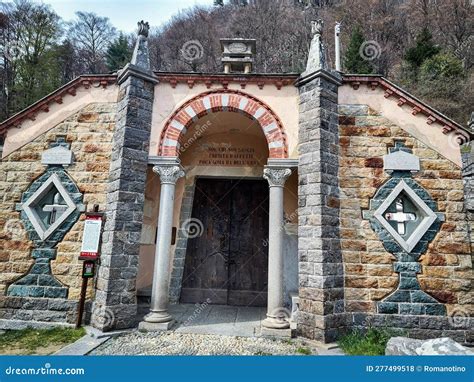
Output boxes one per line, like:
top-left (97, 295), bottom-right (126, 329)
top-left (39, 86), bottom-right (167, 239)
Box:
top-left (338, 328), bottom-right (393, 355)
top-left (0, 327), bottom-right (86, 355)
top-left (295, 346), bottom-right (312, 355)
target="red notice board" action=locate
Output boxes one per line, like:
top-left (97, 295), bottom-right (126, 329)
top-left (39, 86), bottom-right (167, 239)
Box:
top-left (79, 214), bottom-right (103, 260)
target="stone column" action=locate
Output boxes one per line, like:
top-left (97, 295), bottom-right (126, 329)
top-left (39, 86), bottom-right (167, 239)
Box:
top-left (295, 19), bottom-right (345, 343)
top-left (139, 161), bottom-right (184, 330)
top-left (462, 113), bottom-right (474, 255)
top-left (262, 167), bottom-right (292, 330)
top-left (92, 21), bottom-right (158, 331)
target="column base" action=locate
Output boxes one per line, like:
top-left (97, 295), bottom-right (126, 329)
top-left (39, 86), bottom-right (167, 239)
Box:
top-left (261, 327), bottom-right (293, 338)
top-left (138, 320), bottom-right (175, 331)
top-left (262, 316), bottom-right (290, 329)
top-left (144, 310), bottom-right (173, 323)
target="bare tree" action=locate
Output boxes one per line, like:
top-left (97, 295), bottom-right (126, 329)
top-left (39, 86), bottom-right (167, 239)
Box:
top-left (432, 0), bottom-right (473, 69)
top-left (68, 11), bottom-right (116, 74)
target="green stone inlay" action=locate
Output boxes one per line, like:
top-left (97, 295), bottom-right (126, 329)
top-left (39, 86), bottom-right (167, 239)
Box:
top-left (369, 156), bottom-right (446, 316)
top-left (7, 166), bottom-right (83, 299)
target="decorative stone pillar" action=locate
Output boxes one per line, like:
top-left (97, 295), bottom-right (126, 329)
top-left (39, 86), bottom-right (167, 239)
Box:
top-left (295, 19), bottom-right (345, 342)
top-left (139, 160), bottom-right (184, 330)
top-left (262, 166), bottom-right (292, 331)
top-left (462, 113), bottom-right (474, 251)
top-left (92, 21), bottom-right (158, 331)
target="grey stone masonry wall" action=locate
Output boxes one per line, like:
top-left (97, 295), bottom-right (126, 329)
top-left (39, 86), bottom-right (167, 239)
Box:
top-left (0, 296), bottom-right (79, 329)
top-left (461, 142), bottom-right (474, 253)
top-left (462, 112), bottom-right (474, 252)
top-left (91, 24), bottom-right (157, 330)
top-left (91, 74), bottom-right (155, 330)
top-left (350, 313), bottom-right (473, 345)
top-left (296, 70), bottom-right (346, 343)
top-left (461, 114), bottom-right (473, 276)
top-left (91, 22), bottom-right (157, 331)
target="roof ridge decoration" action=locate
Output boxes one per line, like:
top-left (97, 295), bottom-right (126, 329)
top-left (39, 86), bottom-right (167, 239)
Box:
top-left (154, 73), bottom-right (298, 90)
top-left (343, 74), bottom-right (471, 145)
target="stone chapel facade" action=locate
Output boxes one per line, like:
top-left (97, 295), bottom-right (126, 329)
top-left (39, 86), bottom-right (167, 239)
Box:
top-left (0, 21), bottom-right (472, 344)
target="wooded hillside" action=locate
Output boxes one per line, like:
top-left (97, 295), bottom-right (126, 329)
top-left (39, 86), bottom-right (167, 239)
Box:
top-left (1, 0), bottom-right (472, 124)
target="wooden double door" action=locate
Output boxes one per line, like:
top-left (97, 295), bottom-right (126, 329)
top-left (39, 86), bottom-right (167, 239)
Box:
top-left (180, 178), bottom-right (269, 307)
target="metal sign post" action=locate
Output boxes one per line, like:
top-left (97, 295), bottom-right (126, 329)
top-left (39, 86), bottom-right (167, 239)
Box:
top-left (76, 260), bottom-right (95, 329)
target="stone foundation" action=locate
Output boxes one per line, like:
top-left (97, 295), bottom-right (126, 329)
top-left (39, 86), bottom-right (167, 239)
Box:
top-left (350, 313), bottom-right (473, 345)
top-left (0, 296), bottom-right (79, 328)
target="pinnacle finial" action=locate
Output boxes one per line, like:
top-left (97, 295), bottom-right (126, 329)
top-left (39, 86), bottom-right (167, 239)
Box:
top-left (129, 20), bottom-right (151, 70)
top-left (311, 20), bottom-right (323, 36)
top-left (138, 20), bottom-right (150, 38)
top-left (303, 19), bottom-right (327, 75)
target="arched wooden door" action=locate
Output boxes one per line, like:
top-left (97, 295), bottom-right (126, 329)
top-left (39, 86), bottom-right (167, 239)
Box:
top-left (180, 178), bottom-right (269, 306)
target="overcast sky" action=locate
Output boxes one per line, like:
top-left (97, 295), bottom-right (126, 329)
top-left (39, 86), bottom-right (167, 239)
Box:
top-left (42, 0), bottom-right (212, 32)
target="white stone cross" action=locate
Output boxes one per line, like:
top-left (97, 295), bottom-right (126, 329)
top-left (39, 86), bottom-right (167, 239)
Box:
top-left (384, 198), bottom-right (416, 235)
top-left (43, 192), bottom-right (68, 225)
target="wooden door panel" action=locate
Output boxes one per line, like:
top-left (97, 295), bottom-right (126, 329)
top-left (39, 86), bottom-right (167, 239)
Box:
top-left (181, 179), bottom-right (231, 304)
top-left (228, 180), bottom-right (269, 306)
top-left (180, 178), bottom-right (268, 307)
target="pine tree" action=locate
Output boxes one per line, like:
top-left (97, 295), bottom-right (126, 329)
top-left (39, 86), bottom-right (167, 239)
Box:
top-left (405, 28), bottom-right (440, 69)
top-left (214, 0), bottom-right (224, 5)
top-left (344, 26), bottom-right (373, 74)
top-left (106, 34), bottom-right (132, 72)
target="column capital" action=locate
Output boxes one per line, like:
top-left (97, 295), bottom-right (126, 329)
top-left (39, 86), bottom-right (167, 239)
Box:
top-left (264, 167), bottom-right (292, 187)
top-left (153, 165), bottom-right (185, 185)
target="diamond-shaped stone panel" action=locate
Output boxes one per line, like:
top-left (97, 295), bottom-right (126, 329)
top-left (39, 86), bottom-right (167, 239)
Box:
top-left (9, 167), bottom-right (84, 299)
top-left (22, 173), bottom-right (77, 241)
top-left (374, 179), bottom-right (437, 253)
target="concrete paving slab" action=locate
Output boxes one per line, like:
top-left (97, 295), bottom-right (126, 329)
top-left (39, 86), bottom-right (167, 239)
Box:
top-left (173, 304), bottom-right (264, 337)
top-left (54, 334), bottom-right (109, 355)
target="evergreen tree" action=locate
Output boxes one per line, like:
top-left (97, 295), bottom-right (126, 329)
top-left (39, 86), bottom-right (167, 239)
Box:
top-left (420, 52), bottom-right (464, 81)
top-left (415, 52), bottom-right (468, 123)
top-left (106, 34), bottom-right (132, 72)
top-left (405, 28), bottom-right (440, 69)
top-left (214, 0), bottom-right (224, 6)
top-left (344, 26), bottom-right (373, 74)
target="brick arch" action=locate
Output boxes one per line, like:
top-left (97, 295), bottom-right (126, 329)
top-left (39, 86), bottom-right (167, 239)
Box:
top-left (159, 89), bottom-right (288, 158)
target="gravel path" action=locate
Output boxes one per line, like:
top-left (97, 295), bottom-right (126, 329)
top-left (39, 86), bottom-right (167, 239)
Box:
top-left (90, 331), bottom-right (321, 356)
